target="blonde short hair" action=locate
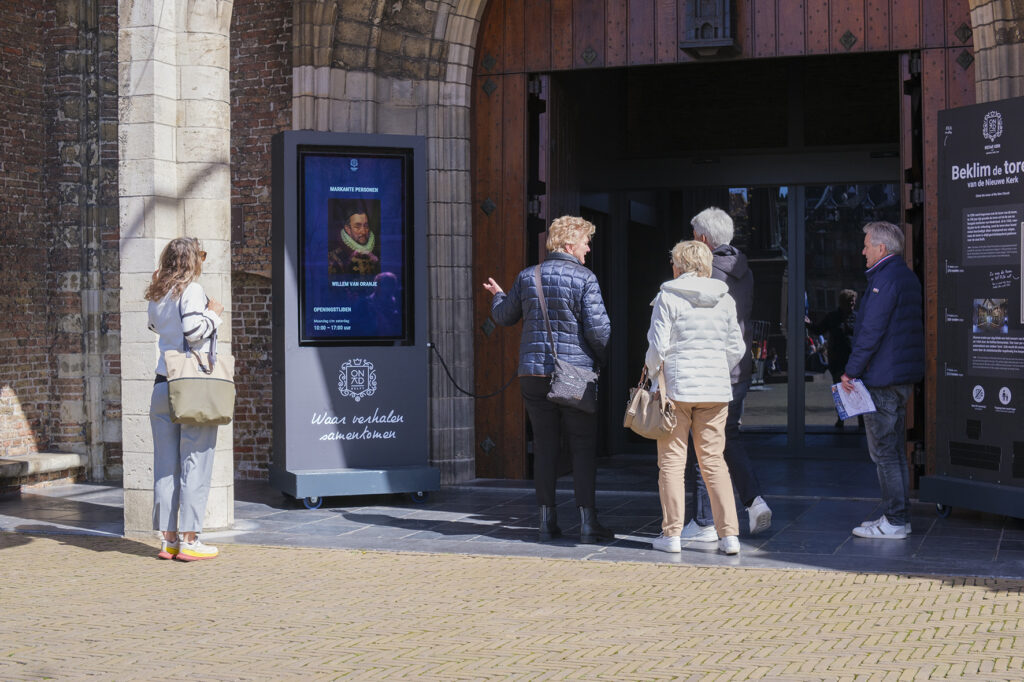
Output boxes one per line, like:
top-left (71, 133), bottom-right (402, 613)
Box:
top-left (671, 240), bottom-right (713, 278)
top-left (546, 215), bottom-right (596, 252)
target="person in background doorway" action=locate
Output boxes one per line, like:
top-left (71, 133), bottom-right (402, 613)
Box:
top-left (483, 216), bottom-right (614, 544)
top-left (809, 288), bottom-right (858, 428)
top-left (145, 237), bottom-right (224, 561)
top-left (681, 207), bottom-right (773, 543)
top-left (645, 240), bottom-right (746, 555)
top-left (843, 221), bottom-right (924, 540)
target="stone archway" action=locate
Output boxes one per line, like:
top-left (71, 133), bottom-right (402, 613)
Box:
top-left (289, 0), bottom-right (490, 483)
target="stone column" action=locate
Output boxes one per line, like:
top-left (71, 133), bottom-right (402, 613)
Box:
top-left (971, 0), bottom-right (1024, 101)
top-left (118, 0), bottom-right (234, 537)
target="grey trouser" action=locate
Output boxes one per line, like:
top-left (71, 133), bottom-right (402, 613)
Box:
top-left (150, 382), bottom-right (219, 532)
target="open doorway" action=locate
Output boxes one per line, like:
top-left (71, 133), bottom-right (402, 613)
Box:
top-left (532, 53), bottom-right (904, 460)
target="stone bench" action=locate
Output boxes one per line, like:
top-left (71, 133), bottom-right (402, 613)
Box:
top-left (0, 452), bottom-right (89, 492)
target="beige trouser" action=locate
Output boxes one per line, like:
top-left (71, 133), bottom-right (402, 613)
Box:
top-left (656, 400), bottom-right (739, 538)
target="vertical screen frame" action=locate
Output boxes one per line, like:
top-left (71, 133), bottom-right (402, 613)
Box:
top-left (296, 144), bottom-right (415, 346)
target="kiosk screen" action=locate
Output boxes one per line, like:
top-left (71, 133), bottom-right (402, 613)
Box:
top-left (297, 147), bottom-right (412, 344)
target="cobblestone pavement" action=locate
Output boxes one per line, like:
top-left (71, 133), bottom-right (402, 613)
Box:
top-left (3, 531), bottom-right (1023, 680)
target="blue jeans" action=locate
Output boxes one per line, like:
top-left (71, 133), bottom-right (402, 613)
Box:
top-left (685, 380), bottom-right (760, 526)
top-left (862, 384), bottom-right (912, 526)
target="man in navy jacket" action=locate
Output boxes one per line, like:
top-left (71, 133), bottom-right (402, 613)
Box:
top-left (842, 221), bottom-right (924, 540)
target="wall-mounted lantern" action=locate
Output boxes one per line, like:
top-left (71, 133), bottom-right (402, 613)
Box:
top-left (678, 0), bottom-right (737, 58)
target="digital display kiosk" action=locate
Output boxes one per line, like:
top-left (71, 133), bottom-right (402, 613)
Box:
top-left (270, 131), bottom-right (438, 507)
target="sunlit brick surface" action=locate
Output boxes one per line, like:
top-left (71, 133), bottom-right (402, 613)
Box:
top-left (3, 532), bottom-right (1022, 679)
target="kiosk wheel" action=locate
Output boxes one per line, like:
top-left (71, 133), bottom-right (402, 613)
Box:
top-left (935, 503), bottom-right (952, 518)
top-left (408, 491), bottom-right (430, 504)
top-left (303, 496), bottom-right (324, 510)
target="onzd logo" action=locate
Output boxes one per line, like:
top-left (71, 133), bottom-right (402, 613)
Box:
top-left (338, 359), bottom-right (377, 402)
top-left (982, 111), bottom-right (1003, 143)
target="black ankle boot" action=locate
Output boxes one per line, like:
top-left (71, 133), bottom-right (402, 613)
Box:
top-left (579, 506), bottom-right (614, 543)
top-left (538, 505), bottom-right (561, 541)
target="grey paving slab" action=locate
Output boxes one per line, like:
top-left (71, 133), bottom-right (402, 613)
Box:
top-left (5, 452), bottom-right (1024, 579)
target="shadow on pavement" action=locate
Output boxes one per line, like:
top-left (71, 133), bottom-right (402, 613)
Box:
top-left (9, 526), bottom-right (155, 558)
top-left (0, 531), bottom-right (34, 552)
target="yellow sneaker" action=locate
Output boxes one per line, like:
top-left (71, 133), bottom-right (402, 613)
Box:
top-left (175, 538), bottom-right (219, 561)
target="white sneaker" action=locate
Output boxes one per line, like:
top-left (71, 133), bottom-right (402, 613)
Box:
top-left (852, 517), bottom-right (907, 539)
top-left (652, 534), bottom-right (681, 553)
top-left (860, 516), bottom-right (911, 534)
top-left (679, 519), bottom-right (718, 542)
top-left (718, 536), bottom-right (740, 555)
top-left (746, 496), bottom-right (772, 535)
top-left (176, 537), bottom-right (219, 561)
top-left (157, 539), bottom-right (179, 560)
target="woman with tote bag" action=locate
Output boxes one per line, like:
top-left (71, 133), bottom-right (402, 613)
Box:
top-left (644, 240), bottom-right (746, 555)
top-left (144, 237), bottom-right (225, 561)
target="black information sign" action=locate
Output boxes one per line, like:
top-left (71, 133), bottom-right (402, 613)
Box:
top-left (925, 97), bottom-right (1024, 517)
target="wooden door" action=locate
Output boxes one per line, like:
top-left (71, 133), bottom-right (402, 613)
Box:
top-left (472, 68), bottom-right (528, 479)
top-left (472, 67), bottom-right (583, 479)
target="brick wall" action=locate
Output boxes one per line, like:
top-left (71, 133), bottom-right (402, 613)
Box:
top-left (98, 0), bottom-right (121, 478)
top-left (47, 0), bottom-right (121, 474)
top-left (0, 0), bottom-right (120, 478)
top-left (1, 2), bottom-right (54, 457)
top-left (47, 2), bottom-right (85, 455)
top-left (231, 273), bottom-right (274, 479)
top-left (230, 0), bottom-right (292, 478)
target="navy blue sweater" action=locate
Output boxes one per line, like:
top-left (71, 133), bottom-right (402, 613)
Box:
top-left (845, 254), bottom-right (924, 388)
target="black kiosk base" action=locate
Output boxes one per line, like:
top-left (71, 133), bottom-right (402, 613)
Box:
top-left (919, 475), bottom-right (1024, 520)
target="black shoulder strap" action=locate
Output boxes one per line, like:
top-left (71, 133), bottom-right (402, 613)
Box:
top-left (177, 295), bottom-right (189, 353)
top-left (177, 287), bottom-right (218, 368)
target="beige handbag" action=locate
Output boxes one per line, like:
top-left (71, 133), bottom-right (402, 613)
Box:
top-left (164, 330), bottom-right (235, 426)
top-left (623, 366), bottom-right (676, 439)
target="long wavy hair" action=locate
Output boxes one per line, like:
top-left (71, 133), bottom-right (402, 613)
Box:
top-left (144, 237), bottom-right (204, 302)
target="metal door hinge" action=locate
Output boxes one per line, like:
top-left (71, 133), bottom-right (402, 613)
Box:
top-left (909, 183), bottom-right (924, 206)
top-left (908, 55), bottom-right (921, 77)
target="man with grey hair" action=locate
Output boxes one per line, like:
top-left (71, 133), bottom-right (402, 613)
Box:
top-left (681, 207), bottom-right (772, 541)
top-left (843, 221), bottom-right (924, 540)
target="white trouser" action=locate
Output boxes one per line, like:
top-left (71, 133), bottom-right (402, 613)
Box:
top-left (150, 382), bottom-right (219, 532)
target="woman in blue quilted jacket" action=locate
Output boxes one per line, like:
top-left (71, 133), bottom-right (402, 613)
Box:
top-left (483, 216), bottom-right (613, 543)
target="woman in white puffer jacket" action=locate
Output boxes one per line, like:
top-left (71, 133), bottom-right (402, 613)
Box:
top-left (645, 240), bottom-right (746, 555)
